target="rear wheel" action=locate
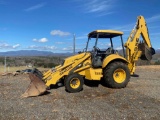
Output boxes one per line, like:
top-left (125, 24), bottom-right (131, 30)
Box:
top-left (103, 61), bottom-right (130, 88)
top-left (64, 73), bottom-right (84, 93)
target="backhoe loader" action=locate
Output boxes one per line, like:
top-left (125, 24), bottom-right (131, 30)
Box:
top-left (22, 16), bottom-right (155, 97)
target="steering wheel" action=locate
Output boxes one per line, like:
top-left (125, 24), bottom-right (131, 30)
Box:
top-left (106, 47), bottom-right (113, 54)
top-left (93, 46), bottom-right (100, 52)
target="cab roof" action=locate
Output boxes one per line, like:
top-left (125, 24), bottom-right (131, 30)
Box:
top-left (88, 30), bottom-right (123, 38)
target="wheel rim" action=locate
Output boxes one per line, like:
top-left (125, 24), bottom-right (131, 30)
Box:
top-left (113, 68), bottom-right (126, 83)
top-left (70, 78), bottom-right (80, 89)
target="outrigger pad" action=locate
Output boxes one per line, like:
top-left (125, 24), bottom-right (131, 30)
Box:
top-left (139, 43), bottom-right (155, 61)
top-left (21, 73), bottom-right (47, 98)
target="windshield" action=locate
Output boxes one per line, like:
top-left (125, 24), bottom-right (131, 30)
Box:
top-left (87, 38), bottom-right (111, 51)
top-left (86, 36), bottom-right (123, 52)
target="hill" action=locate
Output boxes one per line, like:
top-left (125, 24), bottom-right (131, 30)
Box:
top-left (0, 50), bottom-right (73, 57)
top-left (0, 49), bottom-right (159, 58)
top-left (156, 49), bottom-right (160, 54)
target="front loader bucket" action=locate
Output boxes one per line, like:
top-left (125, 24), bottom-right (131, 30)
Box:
top-left (21, 73), bottom-right (47, 98)
top-left (139, 43), bottom-right (155, 61)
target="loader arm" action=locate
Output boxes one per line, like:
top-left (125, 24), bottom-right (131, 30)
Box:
top-left (22, 53), bottom-right (91, 97)
top-left (124, 16), bottom-right (155, 74)
top-left (43, 53), bottom-right (91, 86)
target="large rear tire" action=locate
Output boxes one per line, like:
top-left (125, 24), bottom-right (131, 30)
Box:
top-left (103, 62), bottom-right (130, 88)
top-left (64, 73), bottom-right (84, 93)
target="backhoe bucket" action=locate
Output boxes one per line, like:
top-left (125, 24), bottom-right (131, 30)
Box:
top-left (21, 72), bottom-right (47, 98)
top-left (139, 43), bottom-right (155, 61)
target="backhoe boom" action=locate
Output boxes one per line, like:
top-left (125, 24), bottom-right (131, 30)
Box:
top-left (124, 16), bottom-right (155, 74)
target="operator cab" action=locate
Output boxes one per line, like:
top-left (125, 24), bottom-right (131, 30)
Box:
top-left (86, 30), bottom-right (125, 68)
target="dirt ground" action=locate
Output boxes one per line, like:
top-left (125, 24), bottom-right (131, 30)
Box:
top-left (0, 66), bottom-right (160, 120)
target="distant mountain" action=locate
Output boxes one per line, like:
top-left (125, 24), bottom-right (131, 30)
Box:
top-left (156, 49), bottom-right (160, 54)
top-left (0, 49), bottom-right (159, 57)
top-left (0, 50), bottom-right (73, 57)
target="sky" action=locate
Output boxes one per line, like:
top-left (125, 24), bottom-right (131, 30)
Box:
top-left (0, 0), bottom-right (160, 53)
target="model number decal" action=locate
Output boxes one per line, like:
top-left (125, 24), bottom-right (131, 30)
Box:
top-left (95, 72), bottom-right (102, 75)
top-left (60, 65), bottom-right (72, 75)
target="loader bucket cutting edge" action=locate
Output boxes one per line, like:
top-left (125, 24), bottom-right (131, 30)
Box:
top-left (21, 73), bottom-right (47, 98)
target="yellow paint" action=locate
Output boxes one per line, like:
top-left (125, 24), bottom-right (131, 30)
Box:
top-left (113, 68), bottom-right (126, 83)
top-left (44, 52), bottom-right (91, 86)
top-left (125, 16), bottom-right (153, 74)
top-left (102, 54), bottom-right (128, 68)
top-left (74, 65), bottom-right (90, 75)
top-left (85, 68), bottom-right (102, 80)
top-left (88, 30), bottom-right (123, 36)
top-left (70, 78), bottom-right (81, 89)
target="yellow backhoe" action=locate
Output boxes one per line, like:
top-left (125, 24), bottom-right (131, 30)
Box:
top-left (22, 16), bottom-right (155, 97)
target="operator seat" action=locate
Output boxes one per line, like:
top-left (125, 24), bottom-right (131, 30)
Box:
top-left (106, 47), bottom-right (114, 54)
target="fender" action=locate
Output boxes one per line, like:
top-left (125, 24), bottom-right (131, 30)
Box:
top-left (102, 54), bottom-right (128, 68)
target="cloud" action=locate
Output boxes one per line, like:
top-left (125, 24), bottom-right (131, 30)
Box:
top-left (28, 44), bottom-right (82, 52)
top-left (106, 14), bottom-right (160, 33)
top-left (111, 15), bottom-right (159, 33)
top-left (85, 0), bottom-right (112, 13)
top-left (98, 42), bottom-right (111, 47)
top-left (76, 36), bottom-right (87, 40)
top-left (25, 3), bottom-right (46, 12)
top-left (96, 12), bottom-right (114, 17)
top-left (111, 23), bottom-right (134, 32)
top-left (115, 46), bottom-right (122, 50)
top-left (50, 30), bottom-right (71, 36)
top-left (74, 0), bottom-right (114, 16)
top-left (55, 42), bottom-right (65, 44)
top-left (62, 46), bottom-right (73, 51)
top-left (28, 45), bottom-right (57, 50)
top-left (62, 46), bottom-right (82, 52)
top-left (146, 14), bottom-right (160, 23)
top-left (39, 38), bottom-right (48, 42)
top-left (13, 44), bottom-right (20, 48)
top-left (33, 38), bottom-right (48, 43)
top-left (0, 43), bottom-right (20, 49)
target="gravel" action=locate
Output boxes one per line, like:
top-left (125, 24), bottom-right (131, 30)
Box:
top-left (0, 65), bottom-right (160, 120)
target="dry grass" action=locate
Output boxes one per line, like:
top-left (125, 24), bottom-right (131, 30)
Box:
top-left (0, 66), bottom-right (49, 74)
top-left (0, 66), bottom-right (27, 73)
top-left (136, 65), bottom-right (160, 69)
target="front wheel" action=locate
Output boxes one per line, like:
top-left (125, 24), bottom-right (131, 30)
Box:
top-left (103, 62), bottom-right (130, 88)
top-left (64, 73), bottom-right (84, 93)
